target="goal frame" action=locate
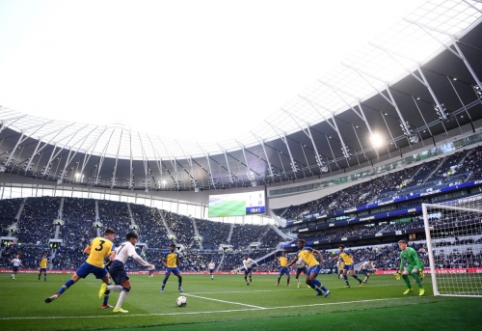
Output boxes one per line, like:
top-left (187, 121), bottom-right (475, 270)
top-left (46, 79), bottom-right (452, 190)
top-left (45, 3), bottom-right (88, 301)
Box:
top-left (422, 202), bottom-right (482, 298)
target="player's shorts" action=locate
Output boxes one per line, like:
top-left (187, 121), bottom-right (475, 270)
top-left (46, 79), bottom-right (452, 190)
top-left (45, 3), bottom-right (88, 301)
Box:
top-left (76, 262), bottom-right (108, 279)
top-left (279, 267), bottom-right (290, 275)
top-left (12, 266), bottom-right (19, 272)
top-left (39, 268), bottom-right (47, 273)
top-left (404, 265), bottom-right (422, 274)
top-left (209, 269), bottom-right (214, 274)
top-left (244, 268), bottom-right (253, 275)
top-left (307, 264), bottom-right (322, 276)
top-left (296, 267), bottom-right (307, 275)
top-left (165, 267), bottom-right (181, 276)
top-left (343, 264), bottom-right (354, 271)
top-left (109, 260), bottom-right (129, 284)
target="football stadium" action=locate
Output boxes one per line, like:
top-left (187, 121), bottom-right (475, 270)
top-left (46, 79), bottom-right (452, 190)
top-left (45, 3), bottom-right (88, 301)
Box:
top-left (1, 1), bottom-right (482, 330)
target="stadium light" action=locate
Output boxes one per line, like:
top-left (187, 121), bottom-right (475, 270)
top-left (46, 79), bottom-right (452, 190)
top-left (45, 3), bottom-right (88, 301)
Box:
top-left (474, 85), bottom-right (482, 99)
top-left (369, 133), bottom-right (384, 148)
top-left (434, 103), bottom-right (449, 120)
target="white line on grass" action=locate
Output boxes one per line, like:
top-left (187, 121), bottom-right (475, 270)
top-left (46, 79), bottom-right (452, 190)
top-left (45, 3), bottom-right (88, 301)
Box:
top-left (187, 282), bottom-right (419, 295)
top-left (183, 293), bottom-right (266, 309)
top-left (0, 297), bottom-right (419, 321)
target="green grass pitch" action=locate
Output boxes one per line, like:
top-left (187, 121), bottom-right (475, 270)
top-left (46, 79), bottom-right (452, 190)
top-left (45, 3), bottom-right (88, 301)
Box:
top-left (1, 272), bottom-right (481, 331)
top-left (208, 200), bottom-right (246, 217)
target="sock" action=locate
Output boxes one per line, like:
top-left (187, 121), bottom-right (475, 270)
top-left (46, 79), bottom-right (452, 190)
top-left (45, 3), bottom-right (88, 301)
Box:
top-left (411, 272), bottom-right (423, 288)
top-left (287, 278), bottom-right (290, 285)
top-left (277, 276), bottom-right (281, 283)
top-left (321, 285), bottom-right (328, 292)
top-left (308, 281), bottom-right (322, 294)
top-left (58, 279), bottom-right (75, 295)
top-left (296, 277), bottom-right (300, 284)
top-left (402, 274), bottom-right (412, 288)
top-left (115, 288), bottom-right (130, 309)
top-left (44, 274), bottom-right (47, 281)
top-left (103, 288), bottom-right (111, 305)
top-left (178, 276), bottom-right (182, 287)
top-left (245, 276), bottom-right (248, 283)
top-left (38, 274), bottom-right (41, 280)
top-left (312, 279), bottom-right (321, 287)
top-left (107, 285), bottom-right (123, 292)
top-left (343, 274), bottom-right (349, 285)
top-left (162, 278), bottom-right (167, 290)
top-left (352, 274), bottom-right (362, 282)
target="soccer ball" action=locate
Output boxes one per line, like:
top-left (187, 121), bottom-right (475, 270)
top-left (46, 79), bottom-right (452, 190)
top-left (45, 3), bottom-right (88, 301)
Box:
top-left (176, 295), bottom-right (187, 307)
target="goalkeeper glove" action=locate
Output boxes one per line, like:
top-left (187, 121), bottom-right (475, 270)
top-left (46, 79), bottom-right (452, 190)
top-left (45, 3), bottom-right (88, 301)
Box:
top-left (395, 271), bottom-right (401, 280)
top-left (419, 269), bottom-right (425, 279)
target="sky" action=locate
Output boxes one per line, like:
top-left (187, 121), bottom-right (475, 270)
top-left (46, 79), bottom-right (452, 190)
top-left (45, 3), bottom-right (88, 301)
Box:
top-left (0, 0), bottom-right (424, 144)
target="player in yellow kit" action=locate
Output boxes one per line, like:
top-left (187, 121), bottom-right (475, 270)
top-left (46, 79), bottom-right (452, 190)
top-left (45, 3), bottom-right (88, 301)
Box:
top-left (160, 244), bottom-right (183, 293)
top-left (335, 245), bottom-right (363, 288)
top-left (287, 239), bottom-right (330, 297)
top-left (275, 251), bottom-right (291, 286)
top-left (38, 254), bottom-right (48, 281)
top-left (45, 228), bottom-right (116, 308)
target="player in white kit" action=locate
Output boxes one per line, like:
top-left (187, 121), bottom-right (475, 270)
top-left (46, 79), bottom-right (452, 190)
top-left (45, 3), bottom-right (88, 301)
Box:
top-left (208, 260), bottom-right (215, 280)
top-left (98, 232), bottom-right (152, 314)
top-left (242, 254), bottom-right (258, 285)
top-left (11, 255), bottom-right (23, 279)
top-left (358, 259), bottom-right (376, 283)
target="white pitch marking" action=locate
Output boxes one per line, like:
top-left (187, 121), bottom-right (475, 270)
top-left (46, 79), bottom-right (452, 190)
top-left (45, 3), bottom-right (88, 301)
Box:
top-left (0, 297), bottom-right (428, 321)
top-left (184, 293), bottom-right (267, 309)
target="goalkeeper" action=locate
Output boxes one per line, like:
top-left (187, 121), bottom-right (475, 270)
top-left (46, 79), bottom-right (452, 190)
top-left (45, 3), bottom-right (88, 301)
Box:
top-left (397, 240), bottom-right (424, 296)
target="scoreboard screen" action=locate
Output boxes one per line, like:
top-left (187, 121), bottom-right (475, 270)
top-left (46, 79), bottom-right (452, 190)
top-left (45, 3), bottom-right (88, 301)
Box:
top-left (208, 190), bottom-right (266, 217)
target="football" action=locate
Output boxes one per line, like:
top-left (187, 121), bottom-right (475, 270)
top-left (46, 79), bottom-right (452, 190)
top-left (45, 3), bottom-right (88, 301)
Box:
top-left (176, 295), bottom-right (187, 307)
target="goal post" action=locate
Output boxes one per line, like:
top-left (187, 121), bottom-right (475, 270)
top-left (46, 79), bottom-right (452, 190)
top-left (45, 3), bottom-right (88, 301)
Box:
top-left (422, 195), bottom-right (482, 297)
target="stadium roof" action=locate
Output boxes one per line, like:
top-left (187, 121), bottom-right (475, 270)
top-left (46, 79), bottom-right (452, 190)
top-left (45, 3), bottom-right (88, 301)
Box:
top-left (0, 0), bottom-right (481, 191)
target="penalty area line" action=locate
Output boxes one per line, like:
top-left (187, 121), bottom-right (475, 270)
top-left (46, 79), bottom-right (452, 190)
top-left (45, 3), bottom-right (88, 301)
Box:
top-left (184, 293), bottom-right (267, 309)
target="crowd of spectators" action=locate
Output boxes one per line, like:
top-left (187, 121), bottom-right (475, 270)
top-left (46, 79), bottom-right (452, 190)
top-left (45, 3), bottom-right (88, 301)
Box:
top-left (97, 200), bottom-right (132, 243)
top-left (129, 204), bottom-right (171, 249)
top-left (164, 212), bottom-right (197, 249)
top-left (61, 198), bottom-right (98, 248)
top-left (464, 145), bottom-right (482, 181)
top-left (196, 218), bottom-right (232, 251)
top-left (406, 159), bottom-right (442, 188)
top-left (275, 145), bottom-right (482, 222)
top-left (0, 198), bottom-right (22, 236)
top-left (0, 196), bottom-right (288, 271)
top-left (16, 197), bottom-right (60, 245)
top-left (431, 151), bottom-right (467, 179)
top-left (277, 163), bottom-right (429, 221)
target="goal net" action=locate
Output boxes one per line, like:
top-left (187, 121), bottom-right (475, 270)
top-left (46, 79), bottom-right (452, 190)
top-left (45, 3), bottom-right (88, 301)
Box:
top-left (422, 195), bottom-right (482, 297)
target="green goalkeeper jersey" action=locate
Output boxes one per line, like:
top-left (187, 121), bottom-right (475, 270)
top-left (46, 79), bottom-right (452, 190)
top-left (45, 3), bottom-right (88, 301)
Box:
top-left (399, 247), bottom-right (423, 271)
